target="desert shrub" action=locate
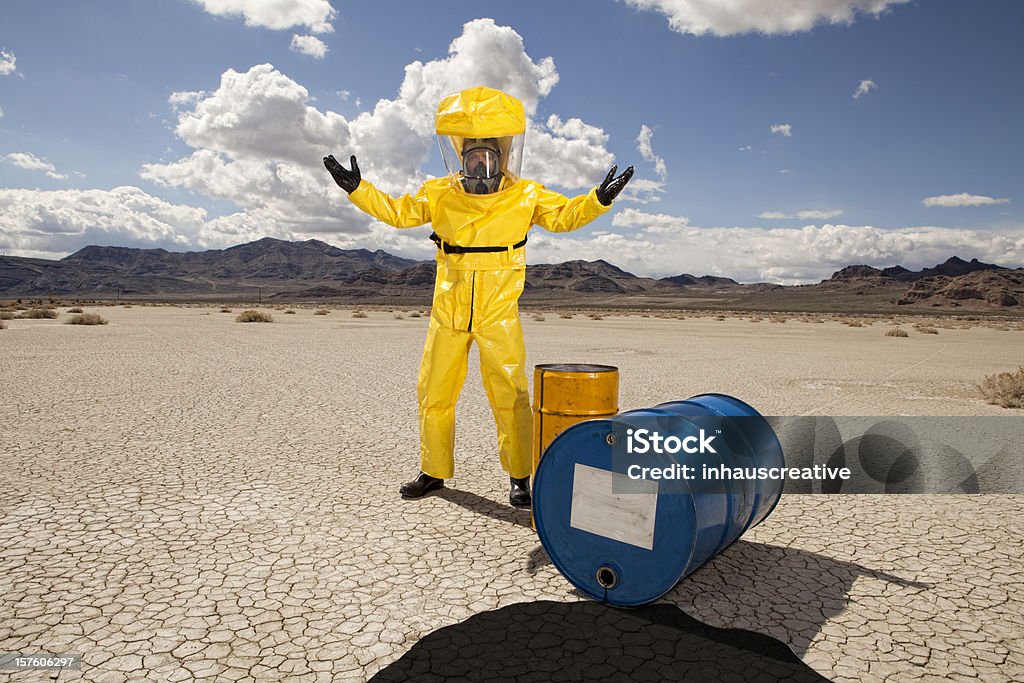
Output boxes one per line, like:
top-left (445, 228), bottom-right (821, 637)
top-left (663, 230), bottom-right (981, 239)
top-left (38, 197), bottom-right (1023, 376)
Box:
top-left (352, 311), bottom-right (368, 318)
top-left (236, 310), bottom-right (273, 323)
top-left (532, 314), bottom-right (546, 322)
top-left (0, 319), bottom-right (5, 330)
top-left (22, 308), bottom-right (58, 319)
top-left (284, 309), bottom-right (296, 314)
top-left (65, 313), bottom-right (108, 325)
top-left (67, 307), bottom-right (83, 313)
top-left (409, 312), bottom-right (421, 318)
top-left (0, 311), bottom-right (13, 320)
top-left (315, 309), bottom-right (330, 315)
top-left (978, 367), bottom-right (1024, 409)
top-left (846, 321), bottom-right (864, 328)
top-left (769, 316), bottom-right (787, 323)
top-left (394, 313), bottom-right (404, 319)
top-left (915, 326), bottom-right (939, 334)
top-left (220, 308), bottom-right (232, 313)
top-left (885, 327), bottom-right (909, 337)
top-left (588, 313), bottom-right (604, 320)
top-left (560, 312), bottom-right (573, 319)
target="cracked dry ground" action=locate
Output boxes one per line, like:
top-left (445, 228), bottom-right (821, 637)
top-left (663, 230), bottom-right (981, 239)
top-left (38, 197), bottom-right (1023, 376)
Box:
top-left (2, 307), bottom-right (1022, 682)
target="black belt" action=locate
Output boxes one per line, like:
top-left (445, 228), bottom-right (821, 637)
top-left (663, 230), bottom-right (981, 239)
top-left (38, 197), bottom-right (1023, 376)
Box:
top-left (429, 232), bottom-right (527, 254)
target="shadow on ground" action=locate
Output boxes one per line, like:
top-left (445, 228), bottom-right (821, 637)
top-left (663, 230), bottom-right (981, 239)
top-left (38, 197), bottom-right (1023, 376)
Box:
top-left (371, 599), bottom-right (831, 682)
top-left (660, 539), bottom-right (930, 657)
top-left (436, 487), bottom-right (533, 529)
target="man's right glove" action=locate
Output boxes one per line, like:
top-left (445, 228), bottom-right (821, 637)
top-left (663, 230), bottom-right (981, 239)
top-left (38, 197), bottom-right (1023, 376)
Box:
top-left (324, 154), bottom-right (361, 193)
top-left (596, 164), bottom-right (634, 206)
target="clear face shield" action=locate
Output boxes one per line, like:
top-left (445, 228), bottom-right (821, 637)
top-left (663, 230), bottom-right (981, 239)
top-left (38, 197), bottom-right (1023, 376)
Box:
top-left (437, 134), bottom-right (524, 195)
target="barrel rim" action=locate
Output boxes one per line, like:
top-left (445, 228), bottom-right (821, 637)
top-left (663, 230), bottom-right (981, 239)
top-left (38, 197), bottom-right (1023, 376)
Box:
top-left (535, 363), bottom-right (619, 373)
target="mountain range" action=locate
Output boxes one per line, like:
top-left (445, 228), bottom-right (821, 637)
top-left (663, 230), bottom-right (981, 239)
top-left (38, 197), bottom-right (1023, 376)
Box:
top-left (1, 238), bottom-right (1020, 312)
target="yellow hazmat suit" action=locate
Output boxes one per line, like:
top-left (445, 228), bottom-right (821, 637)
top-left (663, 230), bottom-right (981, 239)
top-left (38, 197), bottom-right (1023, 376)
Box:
top-left (347, 86), bottom-right (611, 480)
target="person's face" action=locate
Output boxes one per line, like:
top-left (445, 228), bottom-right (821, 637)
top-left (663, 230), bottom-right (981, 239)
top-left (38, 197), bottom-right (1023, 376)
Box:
top-left (463, 146), bottom-right (500, 179)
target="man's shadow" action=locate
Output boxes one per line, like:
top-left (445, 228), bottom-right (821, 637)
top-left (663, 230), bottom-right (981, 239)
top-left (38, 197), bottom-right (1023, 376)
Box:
top-left (435, 487), bottom-right (534, 529)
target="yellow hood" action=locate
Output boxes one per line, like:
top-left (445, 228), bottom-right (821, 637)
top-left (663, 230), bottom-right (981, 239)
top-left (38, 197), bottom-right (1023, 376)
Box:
top-left (435, 86), bottom-right (526, 137)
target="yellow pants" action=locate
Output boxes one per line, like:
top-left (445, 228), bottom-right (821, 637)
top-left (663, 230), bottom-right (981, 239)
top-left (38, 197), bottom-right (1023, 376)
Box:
top-left (416, 264), bottom-right (533, 480)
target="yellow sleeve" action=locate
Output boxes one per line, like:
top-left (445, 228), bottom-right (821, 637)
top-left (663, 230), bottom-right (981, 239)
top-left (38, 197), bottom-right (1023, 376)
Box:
top-left (532, 185), bottom-right (611, 233)
top-left (346, 180), bottom-right (431, 228)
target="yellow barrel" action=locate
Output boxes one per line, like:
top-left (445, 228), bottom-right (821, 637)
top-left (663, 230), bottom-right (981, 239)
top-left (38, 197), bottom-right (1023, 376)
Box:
top-left (533, 363), bottom-right (619, 475)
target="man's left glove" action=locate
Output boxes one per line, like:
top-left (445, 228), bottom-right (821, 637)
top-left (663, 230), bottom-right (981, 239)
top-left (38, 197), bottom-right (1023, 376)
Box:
top-left (324, 154), bottom-right (361, 193)
top-left (596, 165), bottom-right (634, 206)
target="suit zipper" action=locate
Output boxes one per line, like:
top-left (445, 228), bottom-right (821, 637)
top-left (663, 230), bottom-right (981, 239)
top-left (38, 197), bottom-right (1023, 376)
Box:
top-left (467, 271), bottom-right (476, 332)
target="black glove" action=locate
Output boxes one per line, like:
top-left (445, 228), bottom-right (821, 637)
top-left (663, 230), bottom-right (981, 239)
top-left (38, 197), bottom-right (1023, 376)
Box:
top-left (324, 154), bottom-right (361, 193)
top-left (596, 165), bottom-right (634, 206)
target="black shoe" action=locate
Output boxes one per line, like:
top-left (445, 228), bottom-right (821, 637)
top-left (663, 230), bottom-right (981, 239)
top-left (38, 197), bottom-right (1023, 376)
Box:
top-left (510, 476), bottom-right (531, 509)
top-left (400, 472), bottom-right (444, 499)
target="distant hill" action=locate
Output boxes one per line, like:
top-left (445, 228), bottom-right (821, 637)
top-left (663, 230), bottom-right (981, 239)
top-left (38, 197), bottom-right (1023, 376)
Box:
top-left (814, 256), bottom-right (1019, 309)
top-left (0, 238), bottom-right (421, 295)
top-left (1, 240), bottom-right (1020, 312)
top-left (897, 269), bottom-right (1023, 307)
top-left (825, 257), bottom-right (1004, 283)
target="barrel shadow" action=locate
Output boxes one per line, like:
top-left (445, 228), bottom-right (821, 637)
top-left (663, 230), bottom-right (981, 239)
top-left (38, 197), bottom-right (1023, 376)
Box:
top-left (662, 539), bottom-right (930, 657)
top-left (370, 599), bottom-right (831, 682)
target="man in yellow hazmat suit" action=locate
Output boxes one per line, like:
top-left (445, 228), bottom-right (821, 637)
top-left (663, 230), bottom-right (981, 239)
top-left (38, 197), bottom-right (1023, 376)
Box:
top-left (324, 86), bottom-right (632, 508)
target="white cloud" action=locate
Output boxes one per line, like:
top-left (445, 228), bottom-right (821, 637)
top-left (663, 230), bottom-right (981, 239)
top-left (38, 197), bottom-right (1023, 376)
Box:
top-left (770, 123), bottom-right (793, 137)
top-left (612, 207), bottom-right (689, 232)
top-left (168, 90), bottom-right (207, 109)
top-left (345, 17), bottom-right (568, 189)
top-left (4, 152), bottom-right (67, 180)
top-left (155, 64), bottom-right (350, 167)
top-left (758, 209), bottom-right (844, 220)
top-left (139, 18), bottom-right (615, 251)
top-left (290, 34), bottom-right (328, 59)
top-left (636, 125), bottom-right (667, 180)
top-left (336, 89), bottom-right (351, 101)
top-left (0, 186), bottom-right (204, 257)
top-left (0, 50), bottom-right (15, 76)
top-left (622, 0), bottom-right (911, 37)
top-left (192, 0), bottom-right (336, 33)
top-left (738, 145), bottom-right (752, 152)
top-left (546, 115), bottom-right (608, 148)
top-left (922, 193), bottom-right (1011, 208)
top-left (609, 124), bottom-right (667, 205)
top-left (536, 208), bottom-right (1024, 283)
top-left (853, 79), bottom-right (877, 99)
top-left (526, 116), bottom-right (614, 190)
top-left (798, 209), bottom-right (844, 220)
top-left (617, 178), bottom-right (665, 205)
top-left (0, 106), bottom-right (5, 118)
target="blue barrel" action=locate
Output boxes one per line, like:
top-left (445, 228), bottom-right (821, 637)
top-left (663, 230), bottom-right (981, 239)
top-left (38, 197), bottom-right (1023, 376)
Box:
top-left (532, 393), bottom-right (784, 606)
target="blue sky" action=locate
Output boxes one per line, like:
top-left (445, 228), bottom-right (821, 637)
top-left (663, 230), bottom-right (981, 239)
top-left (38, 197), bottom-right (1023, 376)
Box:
top-left (1, 0), bottom-right (1021, 281)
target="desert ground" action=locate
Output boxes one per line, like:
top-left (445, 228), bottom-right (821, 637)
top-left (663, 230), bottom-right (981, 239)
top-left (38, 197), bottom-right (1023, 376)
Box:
top-left (2, 305), bottom-right (1023, 682)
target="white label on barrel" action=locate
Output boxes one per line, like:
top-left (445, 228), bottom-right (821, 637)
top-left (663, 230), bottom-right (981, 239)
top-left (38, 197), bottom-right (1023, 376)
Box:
top-left (569, 464), bottom-right (658, 550)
